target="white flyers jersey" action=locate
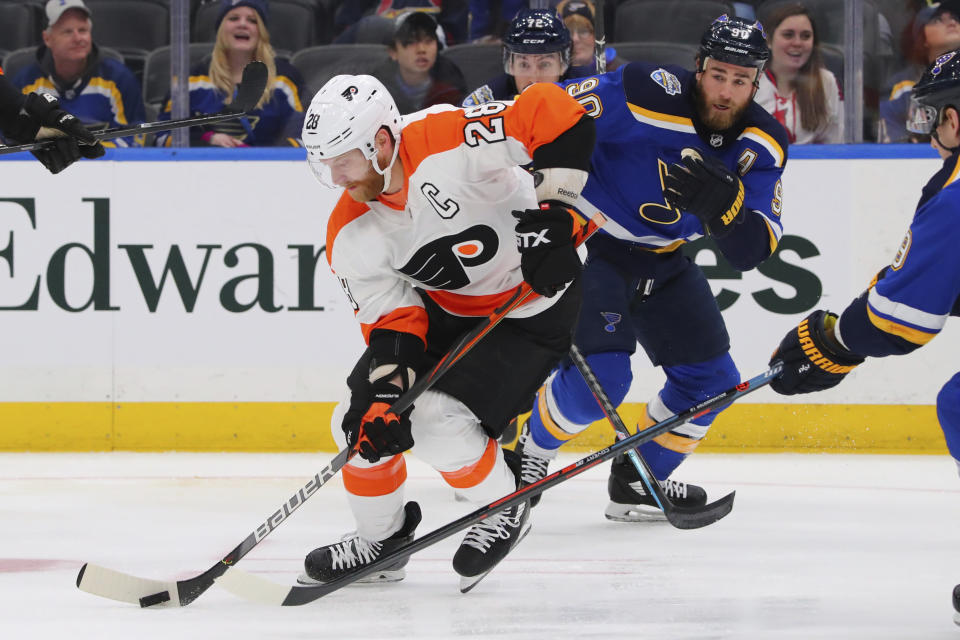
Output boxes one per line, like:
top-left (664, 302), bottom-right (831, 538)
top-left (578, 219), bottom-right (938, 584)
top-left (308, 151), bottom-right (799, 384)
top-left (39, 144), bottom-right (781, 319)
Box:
top-left (325, 82), bottom-right (587, 345)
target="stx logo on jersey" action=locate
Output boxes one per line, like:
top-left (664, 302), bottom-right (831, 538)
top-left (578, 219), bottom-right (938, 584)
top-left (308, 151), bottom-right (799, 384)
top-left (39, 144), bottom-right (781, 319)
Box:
top-left (399, 225), bottom-right (499, 289)
top-left (516, 229), bottom-right (551, 249)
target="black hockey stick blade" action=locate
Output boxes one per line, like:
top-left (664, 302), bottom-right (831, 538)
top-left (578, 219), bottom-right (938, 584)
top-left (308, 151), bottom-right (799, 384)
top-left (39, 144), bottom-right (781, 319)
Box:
top-left (229, 60), bottom-right (268, 113)
top-left (0, 61), bottom-right (269, 156)
top-left (569, 344), bottom-right (735, 530)
top-left (214, 363), bottom-right (782, 606)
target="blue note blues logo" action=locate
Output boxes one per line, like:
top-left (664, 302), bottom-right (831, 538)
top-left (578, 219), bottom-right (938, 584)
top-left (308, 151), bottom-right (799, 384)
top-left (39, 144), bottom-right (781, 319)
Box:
top-left (601, 311), bottom-right (622, 333)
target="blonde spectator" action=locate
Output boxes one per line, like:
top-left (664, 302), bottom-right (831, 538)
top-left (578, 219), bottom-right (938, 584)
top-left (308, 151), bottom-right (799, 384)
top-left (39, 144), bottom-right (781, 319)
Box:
top-left (157, 0), bottom-right (306, 147)
top-left (755, 3), bottom-right (843, 144)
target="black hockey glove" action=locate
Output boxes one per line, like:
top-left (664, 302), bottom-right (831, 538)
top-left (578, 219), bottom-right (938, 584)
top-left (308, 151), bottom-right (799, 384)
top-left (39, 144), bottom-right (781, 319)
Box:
top-left (664, 148), bottom-right (745, 238)
top-left (512, 203), bottom-right (581, 297)
top-left (343, 377), bottom-right (414, 464)
top-left (12, 93), bottom-right (105, 174)
top-left (769, 310), bottom-right (865, 395)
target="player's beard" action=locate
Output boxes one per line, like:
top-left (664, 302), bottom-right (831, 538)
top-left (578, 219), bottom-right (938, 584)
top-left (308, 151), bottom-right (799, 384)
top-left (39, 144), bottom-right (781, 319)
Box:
top-left (694, 83), bottom-right (750, 132)
top-left (343, 167), bottom-right (386, 202)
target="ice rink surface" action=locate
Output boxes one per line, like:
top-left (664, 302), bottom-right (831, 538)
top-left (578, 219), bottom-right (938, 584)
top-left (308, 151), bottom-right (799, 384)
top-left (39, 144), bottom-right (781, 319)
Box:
top-left (1, 451), bottom-right (958, 639)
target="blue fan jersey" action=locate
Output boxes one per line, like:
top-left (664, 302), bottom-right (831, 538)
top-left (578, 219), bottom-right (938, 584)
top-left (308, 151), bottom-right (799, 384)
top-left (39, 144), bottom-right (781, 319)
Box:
top-left (838, 152), bottom-right (960, 357)
top-left (558, 62), bottom-right (789, 261)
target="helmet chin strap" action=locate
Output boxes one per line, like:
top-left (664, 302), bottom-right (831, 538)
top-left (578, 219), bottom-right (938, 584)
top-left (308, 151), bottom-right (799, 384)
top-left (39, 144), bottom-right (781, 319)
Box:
top-left (932, 107), bottom-right (960, 154)
top-left (933, 129), bottom-right (960, 154)
top-left (373, 136), bottom-right (401, 195)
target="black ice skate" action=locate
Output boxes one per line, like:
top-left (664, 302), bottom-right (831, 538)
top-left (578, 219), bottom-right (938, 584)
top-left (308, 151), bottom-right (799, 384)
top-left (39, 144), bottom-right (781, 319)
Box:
top-left (452, 499), bottom-right (531, 593)
top-left (604, 454), bottom-right (707, 522)
top-left (514, 418), bottom-right (552, 508)
top-left (298, 501), bottom-right (421, 585)
top-left (953, 583), bottom-right (960, 626)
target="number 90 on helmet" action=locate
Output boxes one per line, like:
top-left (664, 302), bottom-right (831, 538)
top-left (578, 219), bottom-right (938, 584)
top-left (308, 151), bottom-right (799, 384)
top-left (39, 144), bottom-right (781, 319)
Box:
top-left (907, 50), bottom-right (960, 135)
top-left (698, 14), bottom-right (770, 83)
top-left (301, 74), bottom-right (402, 189)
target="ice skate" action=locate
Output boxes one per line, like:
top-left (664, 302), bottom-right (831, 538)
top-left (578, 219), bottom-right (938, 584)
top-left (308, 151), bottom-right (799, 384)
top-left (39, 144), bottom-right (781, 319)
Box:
top-left (298, 501), bottom-right (421, 585)
top-left (603, 455), bottom-right (706, 522)
top-left (452, 499), bottom-right (531, 593)
top-left (514, 418), bottom-right (553, 507)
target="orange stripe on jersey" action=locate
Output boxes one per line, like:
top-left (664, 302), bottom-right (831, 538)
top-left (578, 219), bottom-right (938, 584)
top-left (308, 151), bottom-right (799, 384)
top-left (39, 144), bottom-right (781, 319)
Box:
top-left (425, 287), bottom-right (527, 317)
top-left (360, 305), bottom-right (429, 344)
top-left (502, 82), bottom-right (587, 156)
top-left (342, 454), bottom-right (407, 497)
top-left (325, 192), bottom-right (371, 267)
top-left (397, 82), bottom-right (586, 177)
top-left (440, 437), bottom-right (499, 489)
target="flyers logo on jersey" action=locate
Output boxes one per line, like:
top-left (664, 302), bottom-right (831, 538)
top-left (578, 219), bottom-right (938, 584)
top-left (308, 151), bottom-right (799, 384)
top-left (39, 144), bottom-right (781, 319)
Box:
top-left (399, 225), bottom-right (499, 289)
top-left (341, 86), bottom-right (358, 101)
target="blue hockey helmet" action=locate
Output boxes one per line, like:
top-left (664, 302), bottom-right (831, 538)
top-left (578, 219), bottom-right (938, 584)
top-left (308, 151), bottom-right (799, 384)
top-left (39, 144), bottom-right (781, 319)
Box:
top-left (698, 14), bottom-right (770, 81)
top-left (907, 49), bottom-right (960, 135)
top-left (503, 8), bottom-right (571, 55)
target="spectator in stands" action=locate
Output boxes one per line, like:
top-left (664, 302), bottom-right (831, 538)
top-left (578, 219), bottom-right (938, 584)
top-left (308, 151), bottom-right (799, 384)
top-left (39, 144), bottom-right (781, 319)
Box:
top-left (556, 0), bottom-right (623, 77)
top-left (755, 3), bottom-right (843, 143)
top-left (156, 0), bottom-right (306, 147)
top-left (372, 11), bottom-right (467, 114)
top-left (879, 0), bottom-right (960, 143)
top-left (463, 8), bottom-right (573, 106)
top-left (334, 0), bottom-right (468, 48)
top-left (12, 0), bottom-right (145, 148)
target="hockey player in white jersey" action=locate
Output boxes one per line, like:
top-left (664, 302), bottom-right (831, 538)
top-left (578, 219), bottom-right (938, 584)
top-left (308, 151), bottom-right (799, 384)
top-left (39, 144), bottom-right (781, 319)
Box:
top-left (299, 74), bottom-right (595, 591)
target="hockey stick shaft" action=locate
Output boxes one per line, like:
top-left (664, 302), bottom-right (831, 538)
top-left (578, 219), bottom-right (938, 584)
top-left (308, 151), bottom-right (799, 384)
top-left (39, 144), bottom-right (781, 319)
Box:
top-left (568, 344), bottom-right (735, 529)
top-left (215, 361), bottom-right (783, 606)
top-left (77, 212), bottom-right (603, 608)
top-left (594, 0), bottom-right (606, 74)
top-left (0, 60), bottom-right (268, 155)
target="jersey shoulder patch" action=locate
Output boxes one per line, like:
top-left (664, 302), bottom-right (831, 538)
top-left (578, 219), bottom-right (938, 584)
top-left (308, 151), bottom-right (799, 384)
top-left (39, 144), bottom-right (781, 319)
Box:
top-left (621, 61), bottom-right (695, 119)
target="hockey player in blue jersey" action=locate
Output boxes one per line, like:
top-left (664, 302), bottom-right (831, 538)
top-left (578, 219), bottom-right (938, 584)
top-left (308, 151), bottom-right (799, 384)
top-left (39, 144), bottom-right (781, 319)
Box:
top-left (767, 49), bottom-right (960, 626)
top-left (462, 8), bottom-right (574, 107)
top-left (515, 15), bottom-right (789, 521)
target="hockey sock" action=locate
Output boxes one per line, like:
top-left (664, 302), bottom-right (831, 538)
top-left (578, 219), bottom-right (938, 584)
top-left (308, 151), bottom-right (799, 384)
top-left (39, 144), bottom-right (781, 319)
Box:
top-left (528, 351), bottom-right (632, 451)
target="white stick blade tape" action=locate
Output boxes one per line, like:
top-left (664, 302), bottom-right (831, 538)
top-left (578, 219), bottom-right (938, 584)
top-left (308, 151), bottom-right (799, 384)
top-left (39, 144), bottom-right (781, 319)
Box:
top-left (215, 567), bottom-right (289, 605)
top-left (77, 563), bottom-right (181, 607)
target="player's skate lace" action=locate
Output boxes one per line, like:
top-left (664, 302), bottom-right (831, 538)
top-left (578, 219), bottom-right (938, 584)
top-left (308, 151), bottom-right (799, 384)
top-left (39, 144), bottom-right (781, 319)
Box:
top-left (659, 478), bottom-right (689, 499)
top-left (461, 504), bottom-right (527, 553)
top-left (519, 445), bottom-right (550, 485)
top-left (329, 534), bottom-right (382, 571)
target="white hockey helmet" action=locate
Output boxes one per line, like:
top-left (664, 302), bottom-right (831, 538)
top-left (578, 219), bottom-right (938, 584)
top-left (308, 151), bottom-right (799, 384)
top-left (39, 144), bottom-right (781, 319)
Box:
top-left (302, 74), bottom-right (402, 191)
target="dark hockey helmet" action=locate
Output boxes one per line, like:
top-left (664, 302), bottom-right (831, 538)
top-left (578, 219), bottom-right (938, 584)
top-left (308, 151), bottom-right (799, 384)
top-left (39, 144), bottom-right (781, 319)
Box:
top-left (503, 8), bottom-right (572, 56)
top-left (907, 49), bottom-right (960, 134)
top-left (698, 14), bottom-right (771, 78)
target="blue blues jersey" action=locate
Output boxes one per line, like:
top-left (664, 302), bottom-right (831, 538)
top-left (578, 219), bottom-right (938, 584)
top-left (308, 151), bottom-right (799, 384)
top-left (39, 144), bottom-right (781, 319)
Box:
top-left (12, 45), bottom-right (145, 148)
top-left (558, 62), bottom-right (789, 270)
top-left (156, 58), bottom-right (305, 147)
top-left (838, 152), bottom-right (960, 357)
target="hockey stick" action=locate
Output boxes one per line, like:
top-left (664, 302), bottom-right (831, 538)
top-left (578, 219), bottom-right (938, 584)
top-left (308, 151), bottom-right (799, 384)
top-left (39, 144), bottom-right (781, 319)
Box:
top-left (568, 344), bottom-right (735, 529)
top-left (76, 212), bottom-right (604, 608)
top-left (594, 0), bottom-right (607, 74)
top-left (0, 61), bottom-right (268, 155)
top-left (215, 361), bottom-right (782, 606)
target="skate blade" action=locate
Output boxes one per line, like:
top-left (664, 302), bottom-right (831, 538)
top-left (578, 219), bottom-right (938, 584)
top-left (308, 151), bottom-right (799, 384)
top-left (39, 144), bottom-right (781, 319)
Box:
top-left (457, 523), bottom-right (532, 594)
top-left (296, 567), bottom-right (406, 586)
top-left (954, 610), bottom-right (960, 627)
top-left (603, 501), bottom-right (668, 523)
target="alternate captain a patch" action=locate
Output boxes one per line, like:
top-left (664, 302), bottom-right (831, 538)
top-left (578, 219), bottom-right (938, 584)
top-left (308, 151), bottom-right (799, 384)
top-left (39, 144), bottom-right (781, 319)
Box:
top-left (650, 68), bottom-right (682, 96)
